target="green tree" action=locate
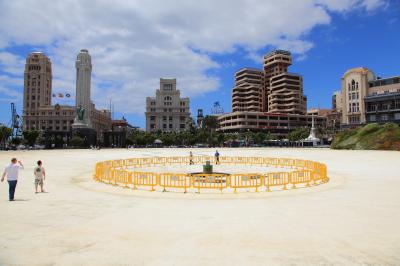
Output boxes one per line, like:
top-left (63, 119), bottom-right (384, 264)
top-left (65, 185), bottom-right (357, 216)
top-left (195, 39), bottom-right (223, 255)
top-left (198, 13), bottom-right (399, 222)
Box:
top-left (11, 137), bottom-right (22, 146)
top-left (0, 125), bottom-right (12, 148)
top-left (204, 115), bottom-right (219, 131)
top-left (70, 136), bottom-right (84, 147)
top-left (288, 128), bottom-right (309, 142)
top-left (22, 130), bottom-right (39, 146)
top-left (253, 132), bottom-right (268, 145)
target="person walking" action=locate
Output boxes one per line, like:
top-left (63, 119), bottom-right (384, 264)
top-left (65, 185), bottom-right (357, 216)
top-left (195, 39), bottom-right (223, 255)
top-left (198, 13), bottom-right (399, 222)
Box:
top-left (34, 160), bottom-right (46, 193)
top-left (1, 158), bottom-right (24, 201)
top-left (189, 151), bottom-right (194, 165)
top-left (215, 150), bottom-right (220, 165)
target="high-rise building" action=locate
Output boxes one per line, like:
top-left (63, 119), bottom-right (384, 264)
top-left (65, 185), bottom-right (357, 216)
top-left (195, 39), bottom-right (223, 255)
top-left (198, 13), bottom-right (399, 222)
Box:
top-left (218, 50), bottom-right (320, 135)
top-left (263, 50), bottom-right (307, 114)
top-left (23, 52), bottom-right (53, 130)
top-left (145, 78), bottom-right (191, 132)
top-left (22, 51), bottom-right (112, 146)
top-left (232, 68), bottom-right (263, 112)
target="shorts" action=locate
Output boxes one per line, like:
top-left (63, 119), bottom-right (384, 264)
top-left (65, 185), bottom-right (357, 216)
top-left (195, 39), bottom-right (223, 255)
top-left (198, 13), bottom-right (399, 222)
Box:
top-left (35, 178), bottom-right (43, 186)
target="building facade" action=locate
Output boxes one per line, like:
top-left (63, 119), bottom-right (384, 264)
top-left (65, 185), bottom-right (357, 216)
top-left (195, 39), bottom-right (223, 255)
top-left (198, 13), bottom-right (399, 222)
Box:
top-left (365, 93), bottom-right (400, 124)
top-left (340, 67), bottom-right (375, 125)
top-left (22, 51), bottom-right (112, 144)
top-left (232, 68), bottom-right (263, 112)
top-left (218, 112), bottom-right (326, 136)
top-left (264, 50), bottom-right (307, 114)
top-left (145, 78), bottom-right (191, 132)
top-left (340, 67), bottom-right (400, 125)
top-left (218, 50), bottom-right (316, 135)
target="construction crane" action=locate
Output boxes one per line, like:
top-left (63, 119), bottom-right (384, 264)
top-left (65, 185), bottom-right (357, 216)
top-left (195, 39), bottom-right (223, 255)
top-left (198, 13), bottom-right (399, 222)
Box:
top-left (10, 103), bottom-right (22, 138)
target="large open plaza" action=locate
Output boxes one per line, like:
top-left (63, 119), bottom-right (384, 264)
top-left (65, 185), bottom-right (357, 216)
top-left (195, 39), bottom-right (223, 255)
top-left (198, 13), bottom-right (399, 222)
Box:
top-left (0, 148), bottom-right (399, 265)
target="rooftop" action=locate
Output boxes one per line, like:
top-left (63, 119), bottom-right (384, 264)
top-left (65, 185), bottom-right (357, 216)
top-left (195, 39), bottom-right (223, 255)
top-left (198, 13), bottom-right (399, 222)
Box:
top-left (264, 50), bottom-right (291, 58)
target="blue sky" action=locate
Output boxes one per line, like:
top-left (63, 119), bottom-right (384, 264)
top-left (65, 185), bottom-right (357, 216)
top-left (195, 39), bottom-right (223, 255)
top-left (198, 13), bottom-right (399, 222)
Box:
top-left (0, 0), bottom-right (399, 129)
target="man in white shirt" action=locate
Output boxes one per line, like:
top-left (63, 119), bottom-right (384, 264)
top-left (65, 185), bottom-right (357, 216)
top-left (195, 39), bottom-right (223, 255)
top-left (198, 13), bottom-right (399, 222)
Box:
top-left (1, 158), bottom-right (24, 201)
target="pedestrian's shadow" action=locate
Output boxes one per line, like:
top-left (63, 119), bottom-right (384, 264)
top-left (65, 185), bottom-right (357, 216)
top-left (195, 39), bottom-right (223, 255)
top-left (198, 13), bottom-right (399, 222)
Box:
top-left (12, 199), bottom-right (30, 201)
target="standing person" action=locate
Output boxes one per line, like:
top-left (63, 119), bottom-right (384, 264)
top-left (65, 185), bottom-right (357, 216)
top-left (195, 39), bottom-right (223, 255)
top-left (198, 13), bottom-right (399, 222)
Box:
top-left (189, 151), bottom-right (194, 165)
top-left (215, 150), bottom-right (220, 165)
top-left (34, 160), bottom-right (46, 193)
top-left (1, 158), bottom-right (24, 201)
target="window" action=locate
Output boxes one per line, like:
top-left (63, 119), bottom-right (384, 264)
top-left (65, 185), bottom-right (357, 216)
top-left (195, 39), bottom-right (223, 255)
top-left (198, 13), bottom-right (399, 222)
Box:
top-left (395, 113), bottom-right (400, 120)
top-left (163, 84), bottom-right (173, 91)
top-left (169, 124), bottom-right (172, 129)
top-left (150, 116), bottom-right (155, 121)
top-left (370, 115), bottom-right (376, 121)
top-left (381, 114), bottom-right (389, 121)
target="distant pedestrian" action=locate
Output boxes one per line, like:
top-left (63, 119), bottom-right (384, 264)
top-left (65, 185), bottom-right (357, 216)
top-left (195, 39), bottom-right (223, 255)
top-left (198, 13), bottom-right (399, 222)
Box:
top-left (1, 158), bottom-right (24, 201)
top-left (189, 151), bottom-right (194, 165)
top-left (215, 150), bottom-right (220, 165)
top-left (34, 160), bottom-right (46, 193)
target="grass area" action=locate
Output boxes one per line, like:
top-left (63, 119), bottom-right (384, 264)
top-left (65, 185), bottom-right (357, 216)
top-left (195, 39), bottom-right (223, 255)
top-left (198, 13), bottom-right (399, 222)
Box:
top-left (331, 123), bottom-right (400, 150)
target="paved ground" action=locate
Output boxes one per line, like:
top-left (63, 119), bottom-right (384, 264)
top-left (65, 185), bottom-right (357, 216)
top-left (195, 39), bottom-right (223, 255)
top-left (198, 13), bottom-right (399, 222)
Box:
top-left (0, 148), bottom-right (399, 265)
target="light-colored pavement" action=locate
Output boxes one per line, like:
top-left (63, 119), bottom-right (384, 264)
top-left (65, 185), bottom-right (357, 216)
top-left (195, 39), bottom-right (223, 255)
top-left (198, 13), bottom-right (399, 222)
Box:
top-left (0, 148), bottom-right (399, 265)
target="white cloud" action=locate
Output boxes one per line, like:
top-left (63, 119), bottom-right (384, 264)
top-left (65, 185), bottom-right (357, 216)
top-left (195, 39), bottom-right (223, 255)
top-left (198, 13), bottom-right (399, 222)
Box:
top-left (0, 0), bottom-right (387, 115)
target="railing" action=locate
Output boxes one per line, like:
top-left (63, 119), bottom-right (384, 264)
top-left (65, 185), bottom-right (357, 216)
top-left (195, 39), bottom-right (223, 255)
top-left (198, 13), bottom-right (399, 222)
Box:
top-left (94, 156), bottom-right (329, 193)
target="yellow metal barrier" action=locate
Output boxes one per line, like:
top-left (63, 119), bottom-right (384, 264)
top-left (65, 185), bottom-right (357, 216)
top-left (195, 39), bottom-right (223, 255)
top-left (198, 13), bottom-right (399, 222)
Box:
top-left (94, 156), bottom-right (329, 193)
top-left (191, 173), bottom-right (228, 193)
top-left (230, 174), bottom-right (263, 193)
top-left (159, 173), bottom-right (191, 193)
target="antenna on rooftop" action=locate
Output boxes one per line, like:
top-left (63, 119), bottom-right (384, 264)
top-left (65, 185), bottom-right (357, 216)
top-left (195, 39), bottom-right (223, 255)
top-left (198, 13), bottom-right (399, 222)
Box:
top-left (211, 101), bottom-right (224, 115)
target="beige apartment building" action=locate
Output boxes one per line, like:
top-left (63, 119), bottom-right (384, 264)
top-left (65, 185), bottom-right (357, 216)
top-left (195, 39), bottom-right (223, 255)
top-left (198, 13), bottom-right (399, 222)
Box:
top-left (340, 67), bottom-right (375, 124)
top-left (264, 50), bottom-right (307, 114)
top-left (340, 67), bottom-right (400, 125)
top-left (218, 50), bottom-right (317, 135)
top-left (145, 78), bottom-right (191, 133)
top-left (232, 68), bottom-right (263, 112)
top-left (22, 51), bottom-right (111, 142)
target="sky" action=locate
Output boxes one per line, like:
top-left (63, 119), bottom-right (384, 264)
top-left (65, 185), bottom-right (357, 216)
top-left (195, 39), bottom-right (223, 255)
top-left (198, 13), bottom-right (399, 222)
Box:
top-left (0, 0), bottom-right (399, 129)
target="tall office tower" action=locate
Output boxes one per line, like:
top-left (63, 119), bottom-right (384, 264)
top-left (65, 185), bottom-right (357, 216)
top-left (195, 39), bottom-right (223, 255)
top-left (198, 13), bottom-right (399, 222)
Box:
top-left (74, 49), bottom-right (92, 127)
top-left (23, 52), bottom-right (52, 130)
top-left (232, 68), bottom-right (264, 112)
top-left (263, 50), bottom-right (307, 114)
